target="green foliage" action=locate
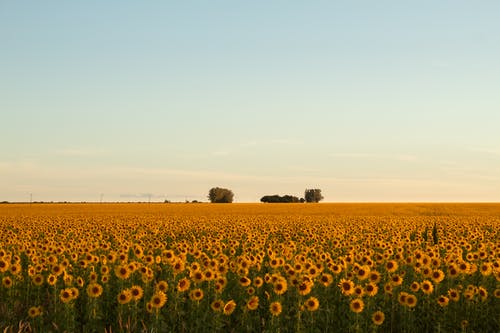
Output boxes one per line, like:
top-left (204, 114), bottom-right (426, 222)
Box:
top-left (208, 187), bottom-right (234, 203)
top-left (260, 195), bottom-right (303, 203)
top-left (432, 222), bottom-right (439, 245)
top-left (304, 189), bottom-right (324, 203)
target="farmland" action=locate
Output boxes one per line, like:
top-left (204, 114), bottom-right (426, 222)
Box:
top-left (0, 203), bottom-right (499, 332)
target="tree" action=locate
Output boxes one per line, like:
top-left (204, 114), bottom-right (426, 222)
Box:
top-left (260, 194), bottom-right (301, 203)
top-left (208, 187), bottom-right (234, 203)
top-left (304, 189), bottom-right (323, 203)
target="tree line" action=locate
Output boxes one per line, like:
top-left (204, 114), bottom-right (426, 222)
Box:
top-left (207, 187), bottom-right (323, 203)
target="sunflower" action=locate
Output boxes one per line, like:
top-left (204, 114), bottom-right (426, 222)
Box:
top-left (398, 292), bottom-right (408, 306)
top-left (457, 261), bottom-right (470, 274)
top-left (270, 301), bottom-right (282, 316)
top-left (304, 296), bottom-right (319, 312)
top-left (239, 276), bottom-right (251, 287)
top-left (100, 265), bottom-right (110, 275)
top-left (371, 310), bottom-right (385, 326)
top-left (464, 290), bottom-right (475, 302)
top-left (32, 274), bottom-right (44, 287)
top-left (368, 271), bottom-right (381, 284)
top-left (0, 259), bottom-right (10, 273)
top-left (214, 282), bottom-right (224, 294)
top-left (50, 264), bottom-right (64, 277)
top-left (217, 276), bottom-right (227, 288)
top-left (129, 262), bottom-right (138, 273)
top-left (28, 306), bottom-right (42, 318)
top-left (114, 265), bottom-right (131, 280)
top-left (349, 298), bottom-right (364, 313)
top-left (319, 273), bottom-right (333, 287)
top-left (117, 289), bottom-right (133, 305)
top-left (437, 295), bottom-right (449, 307)
top-left (88, 271), bottom-right (98, 283)
top-left (253, 276), bottom-right (264, 288)
top-left (144, 255), bottom-right (154, 265)
top-left (339, 279), bottom-right (354, 296)
top-left (431, 270), bottom-right (445, 284)
top-left (385, 260), bottom-right (398, 273)
top-left (156, 280), bottom-right (169, 293)
top-left (390, 274), bottom-right (403, 287)
top-left (47, 274), bottom-right (57, 286)
top-left (246, 295), bottom-right (259, 311)
top-left (191, 270), bottom-right (205, 284)
top-left (365, 282), bottom-right (378, 297)
top-left (2, 276), bottom-right (13, 288)
top-left (211, 299), bottom-right (225, 312)
top-left (177, 277), bottom-right (191, 292)
top-left (478, 286), bottom-right (488, 302)
top-left (244, 286), bottom-right (254, 295)
top-left (86, 283), bottom-right (103, 298)
top-left (237, 267), bottom-right (249, 277)
top-left (203, 269), bottom-right (215, 281)
top-left (130, 285), bottom-right (144, 301)
top-left (273, 279), bottom-right (288, 295)
top-left (479, 262), bottom-right (492, 276)
top-left (354, 285), bottom-right (364, 297)
top-left (63, 273), bottom-right (73, 286)
top-left (59, 288), bottom-right (73, 303)
top-left (173, 259), bottom-right (185, 275)
top-left (448, 288), bottom-right (460, 302)
top-left (405, 294), bottom-right (417, 308)
top-left (269, 257), bottom-right (280, 269)
top-left (189, 288), bottom-right (204, 302)
top-left (150, 291), bottom-right (167, 309)
top-left (307, 266), bottom-right (319, 277)
top-left (383, 283), bottom-right (393, 295)
top-left (410, 281), bottom-right (420, 292)
top-left (296, 280), bottom-right (312, 296)
top-left (10, 263), bottom-right (22, 275)
top-left (141, 268), bottom-right (154, 283)
top-left (223, 300), bottom-right (237, 315)
top-left (447, 264), bottom-right (460, 278)
top-left (331, 263), bottom-right (343, 275)
top-left (421, 280), bottom-right (434, 295)
top-left (356, 265), bottom-right (370, 281)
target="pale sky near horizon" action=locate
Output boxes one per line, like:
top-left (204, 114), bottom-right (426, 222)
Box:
top-left (1, 1), bottom-right (499, 202)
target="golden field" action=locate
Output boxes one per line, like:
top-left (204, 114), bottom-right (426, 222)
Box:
top-left (0, 203), bottom-right (499, 332)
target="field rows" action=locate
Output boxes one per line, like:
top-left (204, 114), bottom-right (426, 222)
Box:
top-left (0, 203), bottom-right (499, 332)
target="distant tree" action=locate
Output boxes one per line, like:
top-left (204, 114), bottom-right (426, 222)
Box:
top-left (260, 194), bottom-right (301, 203)
top-left (208, 187), bottom-right (234, 203)
top-left (304, 189), bottom-right (324, 203)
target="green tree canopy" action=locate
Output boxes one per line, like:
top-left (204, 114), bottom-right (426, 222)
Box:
top-left (208, 187), bottom-right (234, 203)
top-left (304, 189), bottom-right (324, 203)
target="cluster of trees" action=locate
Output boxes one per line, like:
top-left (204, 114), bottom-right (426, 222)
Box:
top-left (260, 195), bottom-right (304, 203)
top-left (208, 187), bottom-right (234, 203)
top-left (304, 188), bottom-right (324, 203)
top-left (207, 187), bottom-right (323, 203)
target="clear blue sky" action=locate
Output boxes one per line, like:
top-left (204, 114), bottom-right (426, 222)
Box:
top-left (1, 1), bottom-right (499, 202)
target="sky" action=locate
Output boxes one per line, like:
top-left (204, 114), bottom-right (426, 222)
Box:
top-left (1, 1), bottom-right (499, 202)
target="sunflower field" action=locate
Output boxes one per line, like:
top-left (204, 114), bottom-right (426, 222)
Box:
top-left (0, 203), bottom-right (499, 332)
